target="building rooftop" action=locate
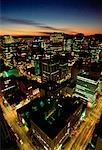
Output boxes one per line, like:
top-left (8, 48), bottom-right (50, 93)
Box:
top-left (4, 89), bottom-right (26, 105)
top-left (16, 76), bottom-right (40, 89)
top-left (78, 71), bottom-right (100, 81)
top-left (90, 62), bottom-right (101, 72)
top-left (17, 96), bottom-right (82, 139)
top-left (41, 80), bottom-right (61, 91)
top-left (42, 55), bottom-right (59, 64)
top-left (2, 68), bottom-right (20, 78)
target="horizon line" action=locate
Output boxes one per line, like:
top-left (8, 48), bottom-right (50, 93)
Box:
top-left (0, 33), bottom-right (102, 37)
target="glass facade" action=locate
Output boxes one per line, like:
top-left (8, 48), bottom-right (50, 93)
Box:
top-left (75, 75), bottom-right (99, 102)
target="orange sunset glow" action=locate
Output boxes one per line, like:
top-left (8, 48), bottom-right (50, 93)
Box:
top-left (0, 26), bottom-right (102, 36)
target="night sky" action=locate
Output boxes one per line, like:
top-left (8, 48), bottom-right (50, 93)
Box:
top-left (1, 0), bottom-right (102, 35)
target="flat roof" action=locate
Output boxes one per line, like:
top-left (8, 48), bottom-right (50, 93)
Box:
top-left (41, 80), bottom-right (61, 91)
top-left (3, 68), bottom-right (20, 78)
top-left (16, 76), bottom-right (40, 89)
top-left (41, 79), bottom-right (74, 91)
top-left (4, 89), bottom-right (26, 105)
top-left (42, 54), bottom-right (68, 64)
top-left (79, 72), bottom-right (100, 81)
top-left (17, 96), bottom-right (82, 139)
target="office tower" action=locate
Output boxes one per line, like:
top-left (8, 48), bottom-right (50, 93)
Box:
top-left (16, 42), bottom-right (30, 64)
top-left (41, 54), bottom-right (59, 83)
top-left (50, 32), bottom-right (64, 54)
top-left (32, 37), bottom-right (44, 56)
top-left (34, 57), bottom-right (40, 75)
top-left (1, 77), bottom-right (16, 94)
top-left (59, 54), bottom-right (68, 82)
top-left (74, 71), bottom-right (100, 104)
top-left (3, 43), bottom-right (15, 68)
top-left (3, 35), bottom-right (14, 44)
top-left (0, 76), bottom-right (20, 107)
top-left (0, 45), bottom-right (4, 59)
top-left (90, 43), bottom-right (100, 63)
top-left (41, 53), bottom-right (70, 83)
top-left (64, 38), bottom-right (73, 52)
top-left (43, 37), bottom-right (50, 53)
top-left (1, 36), bottom-right (17, 68)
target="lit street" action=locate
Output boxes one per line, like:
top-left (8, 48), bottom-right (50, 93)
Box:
top-left (1, 94), bottom-right (102, 150)
top-left (0, 28), bottom-right (102, 150)
top-left (0, 96), bottom-right (36, 150)
top-left (65, 96), bottom-right (102, 150)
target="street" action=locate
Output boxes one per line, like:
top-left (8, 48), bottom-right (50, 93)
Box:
top-left (0, 96), bottom-right (36, 150)
top-left (0, 94), bottom-right (102, 150)
top-left (65, 96), bottom-right (102, 150)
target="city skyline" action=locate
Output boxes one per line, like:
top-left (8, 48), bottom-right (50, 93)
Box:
top-left (1, 0), bottom-right (102, 35)
top-left (0, 19), bottom-right (102, 149)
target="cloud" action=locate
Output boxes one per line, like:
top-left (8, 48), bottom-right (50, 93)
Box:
top-left (38, 31), bottom-right (61, 35)
top-left (1, 16), bottom-right (60, 31)
top-left (1, 16), bottom-right (79, 34)
top-left (39, 26), bottom-right (59, 30)
top-left (1, 16), bottom-right (44, 26)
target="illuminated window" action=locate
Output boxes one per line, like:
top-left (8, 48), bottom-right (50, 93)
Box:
top-left (32, 106), bottom-right (38, 111)
top-left (40, 101), bottom-right (44, 107)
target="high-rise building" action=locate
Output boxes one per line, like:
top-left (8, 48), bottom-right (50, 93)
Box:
top-left (2, 36), bottom-right (17, 68)
top-left (73, 71), bottom-right (100, 103)
top-left (0, 76), bottom-right (18, 106)
top-left (41, 53), bottom-right (70, 83)
top-left (64, 38), bottom-right (73, 52)
top-left (34, 57), bottom-right (40, 75)
top-left (3, 35), bottom-right (14, 44)
top-left (0, 76), bottom-right (16, 94)
top-left (59, 54), bottom-right (68, 82)
top-left (41, 54), bottom-right (59, 82)
top-left (50, 32), bottom-right (64, 54)
top-left (32, 37), bottom-right (44, 56)
top-left (3, 43), bottom-right (17, 68)
top-left (16, 42), bottom-right (31, 64)
top-left (43, 37), bottom-right (50, 53)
